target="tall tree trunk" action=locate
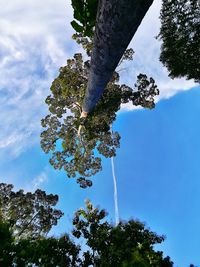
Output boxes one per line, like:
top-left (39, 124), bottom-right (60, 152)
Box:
top-left (82, 0), bottom-right (154, 113)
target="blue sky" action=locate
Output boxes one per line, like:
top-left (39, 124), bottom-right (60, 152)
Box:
top-left (0, 0), bottom-right (200, 266)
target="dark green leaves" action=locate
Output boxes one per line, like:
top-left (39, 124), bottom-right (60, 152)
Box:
top-left (71, 0), bottom-right (98, 37)
top-left (131, 74), bottom-right (159, 109)
top-left (0, 225), bottom-right (80, 267)
top-left (71, 20), bottom-right (84, 33)
top-left (71, 200), bottom-right (173, 267)
top-left (158, 0), bottom-right (200, 82)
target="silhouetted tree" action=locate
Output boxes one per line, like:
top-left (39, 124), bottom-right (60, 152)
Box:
top-left (158, 0), bottom-right (200, 82)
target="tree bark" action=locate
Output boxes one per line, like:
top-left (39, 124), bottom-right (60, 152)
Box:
top-left (82, 0), bottom-right (154, 113)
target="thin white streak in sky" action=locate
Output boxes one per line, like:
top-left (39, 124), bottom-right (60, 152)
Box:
top-left (111, 155), bottom-right (119, 226)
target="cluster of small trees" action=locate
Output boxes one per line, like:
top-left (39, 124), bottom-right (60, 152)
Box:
top-left (0, 183), bottom-right (174, 266)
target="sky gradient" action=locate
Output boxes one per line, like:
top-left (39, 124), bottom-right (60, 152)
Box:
top-left (0, 1), bottom-right (200, 266)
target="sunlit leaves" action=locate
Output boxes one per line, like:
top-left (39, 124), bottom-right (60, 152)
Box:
top-left (40, 51), bottom-right (159, 188)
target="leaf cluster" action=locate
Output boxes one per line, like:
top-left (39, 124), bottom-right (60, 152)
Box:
top-left (0, 189), bottom-right (174, 267)
top-left (71, 0), bottom-right (98, 37)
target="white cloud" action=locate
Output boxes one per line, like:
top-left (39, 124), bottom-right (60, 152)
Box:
top-left (32, 170), bottom-right (48, 190)
top-left (0, 0), bottom-right (77, 159)
top-left (0, 167), bottom-right (49, 193)
top-left (0, 0), bottom-right (198, 159)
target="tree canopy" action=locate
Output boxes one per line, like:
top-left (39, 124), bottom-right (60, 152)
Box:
top-left (0, 183), bottom-right (174, 266)
top-left (72, 199), bottom-right (173, 267)
top-left (40, 1), bottom-right (159, 188)
top-left (158, 0), bottom-right (200, 82)
top-left (0, 183), bottom-right (63, 239)
top-left (40, 34), bottom-right (159, 188)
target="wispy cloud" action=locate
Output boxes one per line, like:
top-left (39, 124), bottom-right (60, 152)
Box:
top-left (0, 167), bottom-right (49, 193)
top-left (0, 0), bottom-right (76, 160)
top-left (32, 170), bottom-right (48, 191)
top-left (0, 0), bottom-right (197, 159)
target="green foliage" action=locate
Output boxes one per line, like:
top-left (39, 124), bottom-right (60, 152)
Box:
top-left (72, 200), bottom-right (173, 266)
top-left (0, 185), bottom-right (174, 266)
top-left (12, 235), bottom-right (80, 266)
top-left (0, 221), bottom-right (14, 266)
top-left (40, 49), bottom-right (159, 188)
top-left (158, 0), bottom-right (200, 82)
top-left (72, 32), bottom-right (94, 56)
top-left (0, 183), bottom-right (63, 239)
top-left (0, 222), bottom-right (80, 266)
top-left (71, 0), bottom-right (98, 37)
